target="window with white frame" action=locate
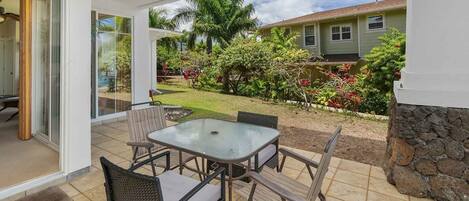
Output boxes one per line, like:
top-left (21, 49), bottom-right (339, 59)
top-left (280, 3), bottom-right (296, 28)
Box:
top-left (368, 15), bottom-right (384, 30)
top-left (304, 25), bottom-right (315, 46)
top-left (284, 27), bottom-right (291, 36)
top-left (331, 25), bottom-right (352, 41)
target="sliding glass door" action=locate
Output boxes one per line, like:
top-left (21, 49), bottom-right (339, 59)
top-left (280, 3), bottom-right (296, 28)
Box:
top-left (91, 12), bottom-right (132, 118)
top-left (32, 0), bottom-right (61, 147)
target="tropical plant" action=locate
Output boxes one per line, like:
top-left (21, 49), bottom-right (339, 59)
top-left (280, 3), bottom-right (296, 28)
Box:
top-left (262, 27), bottom-right (299, 53)
top-left (149, 8), bottom-right (179, 50)
top-left (363, 28), bottom-right (406, 94)
top-left (173, 0), bottom-right (258, 53)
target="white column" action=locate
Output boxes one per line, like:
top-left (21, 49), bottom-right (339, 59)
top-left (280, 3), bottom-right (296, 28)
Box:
top-left (62, 0), bottom-right (92, 174)
top-left (151, 40), bottom-right (157, 90)
top-left (395, 0), bottom-right (469, 108)
top-left (132, 8), bottom-right (152, 104)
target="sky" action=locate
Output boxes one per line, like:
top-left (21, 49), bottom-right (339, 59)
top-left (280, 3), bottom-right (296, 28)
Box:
top-left (156, 0), bottom-right (376, 31)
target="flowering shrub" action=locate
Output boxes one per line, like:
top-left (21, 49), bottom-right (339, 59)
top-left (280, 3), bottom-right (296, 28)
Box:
top-left (314, 64), bottom-right (362, 111)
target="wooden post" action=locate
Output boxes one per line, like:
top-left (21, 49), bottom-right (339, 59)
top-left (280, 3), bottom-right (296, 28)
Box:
top-left (18, 0), bottom-right (32, 140)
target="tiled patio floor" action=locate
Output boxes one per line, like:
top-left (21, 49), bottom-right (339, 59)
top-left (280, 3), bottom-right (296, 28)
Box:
top-left (60, 120), bottom-right (431, 201)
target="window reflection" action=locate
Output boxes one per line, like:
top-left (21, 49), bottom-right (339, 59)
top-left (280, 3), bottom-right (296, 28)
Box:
top-left (95, 13), bottom-right (132, 116)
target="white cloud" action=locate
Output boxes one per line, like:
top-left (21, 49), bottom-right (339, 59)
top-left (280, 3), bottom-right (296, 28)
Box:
top-left (155, 0), bottom-right (375, 30)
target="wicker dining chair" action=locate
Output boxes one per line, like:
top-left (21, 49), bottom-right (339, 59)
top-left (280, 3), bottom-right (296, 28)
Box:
top-left (126, 106), bottom-right (201, 177)
top-left (235, 126), bottom-right (342, 201)
top-left (100, 155), bottom-right (226, 201)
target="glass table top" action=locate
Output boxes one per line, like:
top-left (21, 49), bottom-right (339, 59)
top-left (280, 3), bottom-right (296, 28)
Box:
top-left (147, 119), bottom-right (279, 163)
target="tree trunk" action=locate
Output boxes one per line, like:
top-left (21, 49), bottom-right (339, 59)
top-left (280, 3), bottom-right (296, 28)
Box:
top-left (222, 71), bottom-right (230, 93)
top-left (206, 35), bottom-right (212, 54)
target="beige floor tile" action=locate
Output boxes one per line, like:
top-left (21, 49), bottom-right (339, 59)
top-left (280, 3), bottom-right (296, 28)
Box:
top-left (338, 159), bottom-right (371, 176)
top-left (282, 156), bottom-right (308, 171)
top-left (327, 181), bottom-right (367, 201)
top-left (92, 154), bottom-right (126, 169)
top-left (114, 149), bottom-right (133, 160)
top-left (281, 167), bottom-right (302, 180)
top-left (368, 177), bottom-right (408, 200)
top-left (333, 169), bottom-right (369, 189)
top-left (95, 140), bottom-right (130, 154)
top-left (72, 194), bottom-right (91, 201)
top-left (83, 185), bottom-right (107, 201)
top-left (367, 191), bottom-right (408, 201)
top-left (59, 184), bottom-right (81, 197)
top-left (111, 133), bottom-right (129, 142)
top-left (370, 166), bottom-right (387, 180)
top-left (296, 167), bottom-right (335, 186)
top-left (91, 134), bottom-right (113, 145)
top-left (70, 167), bottom-right (105, 193)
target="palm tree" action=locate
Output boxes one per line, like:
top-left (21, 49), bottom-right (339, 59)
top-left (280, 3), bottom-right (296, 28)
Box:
top-left (149, 8), bottom-right (176, 30)
top-left (149, 8), bottom-right (178, 49)
top-left (173, 0), bottom-right (257, 54)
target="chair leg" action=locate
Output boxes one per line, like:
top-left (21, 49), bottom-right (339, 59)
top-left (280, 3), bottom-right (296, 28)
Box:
top-left (279, 155), bottom-right (287, 172)
top-left (248, 183), bottom-right (257, 201)
top-left (318, 191), bottom-right (326, 201)
top-left (194, 157), bottom-right (203, 181)
top-left (147, 148), bottom-right (157, 177)
top-left (129, 147), bottom-right (139, 169)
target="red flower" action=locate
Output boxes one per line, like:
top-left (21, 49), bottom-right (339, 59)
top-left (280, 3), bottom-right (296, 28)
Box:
top-left (299, 79), bottom-right (311, 87)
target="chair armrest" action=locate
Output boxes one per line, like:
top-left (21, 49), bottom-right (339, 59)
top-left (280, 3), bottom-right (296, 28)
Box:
top-left (126, 142), bottom-right (154, 149)
top-left (130, 101), bottom-right (162, 108)
top-left (249, 171), bottom-right (305, 201)
top-left (179, 167), bottom-right (226, 201)
top-left (279, 148), bottom-right (319, 168)
top-left (128, 151), bottom-right (170, 172)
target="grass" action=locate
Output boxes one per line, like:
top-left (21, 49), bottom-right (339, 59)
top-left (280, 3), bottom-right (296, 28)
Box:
top-left (154, 83), bottom-right (300, 122)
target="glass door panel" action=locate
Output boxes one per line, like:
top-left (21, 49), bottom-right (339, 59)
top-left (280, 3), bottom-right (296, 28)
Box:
top-left (33, 0), bottom-right (61, 147)
top-left (92, 13), bottom-right (132, 117)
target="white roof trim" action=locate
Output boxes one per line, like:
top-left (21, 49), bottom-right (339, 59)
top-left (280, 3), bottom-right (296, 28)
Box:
top-left (149, 28), bottom-right (182, 41)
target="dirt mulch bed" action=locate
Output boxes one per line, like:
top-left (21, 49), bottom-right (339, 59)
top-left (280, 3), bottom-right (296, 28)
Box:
top-left (271, 107), bottom-right (388, 167)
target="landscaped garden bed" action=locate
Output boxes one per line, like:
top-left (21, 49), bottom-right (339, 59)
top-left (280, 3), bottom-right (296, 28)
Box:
top-left (155, 82), bottom-right (388, 166)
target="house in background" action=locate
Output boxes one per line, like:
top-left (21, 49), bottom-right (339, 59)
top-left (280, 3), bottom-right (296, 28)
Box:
top-left (260, 0), bottom-right (406, 62)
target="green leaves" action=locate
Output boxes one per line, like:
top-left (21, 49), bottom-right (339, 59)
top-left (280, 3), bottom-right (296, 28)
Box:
top-left (363, 28), bottom-right (406, 94)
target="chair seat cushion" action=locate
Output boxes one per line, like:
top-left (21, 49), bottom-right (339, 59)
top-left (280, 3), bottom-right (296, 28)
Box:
top-left (157, 170), bottom-right (220, 201)
top-left (242, 144), bottom-right (277, 168)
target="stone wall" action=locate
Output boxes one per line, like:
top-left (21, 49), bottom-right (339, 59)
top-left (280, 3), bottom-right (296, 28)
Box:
top-left (384, 99), bottom-right (469, 201)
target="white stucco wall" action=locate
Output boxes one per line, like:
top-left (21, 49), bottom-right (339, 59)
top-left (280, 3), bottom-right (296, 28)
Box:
top-left (63, 0), bottom-right (92, 174)
top-left (395, 0), bottom-right (469, 108)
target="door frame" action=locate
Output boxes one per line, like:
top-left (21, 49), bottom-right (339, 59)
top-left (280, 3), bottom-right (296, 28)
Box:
top-left (18, 0), bottom-right (32, 140)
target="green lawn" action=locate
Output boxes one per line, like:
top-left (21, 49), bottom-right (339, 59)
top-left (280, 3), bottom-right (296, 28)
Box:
top-left (155, 83), bottom-right (300, 122)
top-left (154, 82), bottom-right (389, 166)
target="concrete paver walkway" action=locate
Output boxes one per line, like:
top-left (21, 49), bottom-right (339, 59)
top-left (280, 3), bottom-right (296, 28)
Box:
top-left (60, 120), bottom-right (431, 201)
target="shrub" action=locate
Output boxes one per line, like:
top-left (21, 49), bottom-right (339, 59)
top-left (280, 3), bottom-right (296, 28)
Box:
top-left (313, 64), bottom-right (362, 111)
top-left (216, 37), bottom-right (273, 94)
top-left (363, 28), bottom-right (406, 94)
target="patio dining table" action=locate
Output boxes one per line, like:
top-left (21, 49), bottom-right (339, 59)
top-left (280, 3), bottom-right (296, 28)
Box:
top-left (147, 118), bottom-right (279, 201)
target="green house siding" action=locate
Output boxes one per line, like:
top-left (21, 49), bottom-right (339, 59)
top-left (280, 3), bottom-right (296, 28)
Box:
top-left (358, 9), bottom-right (406, 56)
top-left (320, 19), bottom-right (359, 55)
top-left (293, 24), bottom-right (320, 56)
